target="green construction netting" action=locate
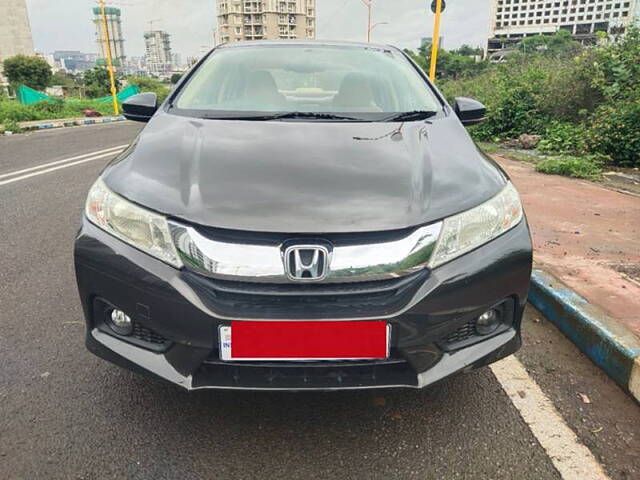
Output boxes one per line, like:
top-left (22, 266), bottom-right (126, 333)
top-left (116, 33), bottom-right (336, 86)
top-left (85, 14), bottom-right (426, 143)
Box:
top-left (17, 85), bottom-right (52, 105)
top-left (95, 85), bottom-right (141, 103)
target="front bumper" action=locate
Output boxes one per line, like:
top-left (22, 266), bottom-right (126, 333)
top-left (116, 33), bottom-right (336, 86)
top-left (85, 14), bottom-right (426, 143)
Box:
top-left (74, 218), bottom-right (532, 391)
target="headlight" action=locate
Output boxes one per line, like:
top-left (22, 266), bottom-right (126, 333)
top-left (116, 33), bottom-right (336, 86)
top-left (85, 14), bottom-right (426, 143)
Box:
top-left (428, 182), bottom-right (523, 268)
top-left (85, 178), bottom-right (183, 268)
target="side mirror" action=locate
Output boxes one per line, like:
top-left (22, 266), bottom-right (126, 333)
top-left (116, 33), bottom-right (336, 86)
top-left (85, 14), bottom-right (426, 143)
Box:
top-left (122, 93), bottom-right (158, 123)
top-left (453, 97), bottom-right (486, 126)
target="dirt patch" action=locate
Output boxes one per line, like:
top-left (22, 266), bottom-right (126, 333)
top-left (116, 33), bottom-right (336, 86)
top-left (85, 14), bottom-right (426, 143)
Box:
top-left (490, 153), bottom-right (640, 338)
top-left (610, 263), bottom-right (640, 284)
top-left (480, 143), bottom-right (640, 197)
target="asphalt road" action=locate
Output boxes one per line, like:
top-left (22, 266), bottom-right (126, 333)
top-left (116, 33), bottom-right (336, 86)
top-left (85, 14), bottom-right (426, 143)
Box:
top-left (0, 123), bottom-right (638, 480)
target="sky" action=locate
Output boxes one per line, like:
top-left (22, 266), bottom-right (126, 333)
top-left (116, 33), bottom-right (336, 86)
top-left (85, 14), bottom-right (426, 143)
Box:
top-left (26, 0), bottom-right (491, 59)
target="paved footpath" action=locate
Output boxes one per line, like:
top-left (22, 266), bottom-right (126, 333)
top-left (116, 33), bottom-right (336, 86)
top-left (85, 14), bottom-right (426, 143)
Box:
top-left (492, 154), bottom-right (640, 340)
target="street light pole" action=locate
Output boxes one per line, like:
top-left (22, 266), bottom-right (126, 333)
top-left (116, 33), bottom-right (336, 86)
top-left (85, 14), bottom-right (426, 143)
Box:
top-left (368, 21), bottom-right (389, 41)
top-left (360, 0), bottom-right (373, 42)
top-left (98, 0), bottom-right (119, 115)
top-left (367, 1), bottom-right (372, 42)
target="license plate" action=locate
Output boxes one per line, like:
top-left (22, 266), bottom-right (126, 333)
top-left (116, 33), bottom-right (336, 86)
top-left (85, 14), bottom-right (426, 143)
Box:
top-left (219, 321), bottom-right (390, 361)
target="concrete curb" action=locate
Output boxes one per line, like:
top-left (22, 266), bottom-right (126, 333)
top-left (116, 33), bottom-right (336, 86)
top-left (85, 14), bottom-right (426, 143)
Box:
top-left (529, 269), bottom-right (640, 402)
top-left (2, 116), bottom-right (126, 135)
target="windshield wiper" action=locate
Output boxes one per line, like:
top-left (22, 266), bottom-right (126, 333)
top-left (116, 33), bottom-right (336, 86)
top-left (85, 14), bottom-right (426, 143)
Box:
top-left (200, 112), bottom-right (363, 121)
top-left (381, 110), bottom-right (437, 122)
top-left (269, 112), bottom-right (364, 121)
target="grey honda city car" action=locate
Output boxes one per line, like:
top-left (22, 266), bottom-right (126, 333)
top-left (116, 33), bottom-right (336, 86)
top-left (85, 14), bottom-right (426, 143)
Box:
top-left (74, 40), bottom-right (532, 390)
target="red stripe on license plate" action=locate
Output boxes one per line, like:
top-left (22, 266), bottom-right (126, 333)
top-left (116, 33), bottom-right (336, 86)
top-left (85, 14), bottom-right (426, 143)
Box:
top-left (230, 321), bottom-right (389, 360)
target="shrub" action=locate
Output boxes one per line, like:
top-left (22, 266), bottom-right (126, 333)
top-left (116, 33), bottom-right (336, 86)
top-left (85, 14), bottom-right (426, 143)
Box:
top-left (537, 121), bottom-right (589, 155)
top-left (440, 26), bottom-right (640, 168)
top-left (3, 55), bottom-right (52, 91)
top-left (2, 119), bottom-right (22, 133)
top-left (126, 76), bottom-right (170, 102)
top-left (83, 67), bottom-right (121, 98)
top-left (585, 99), bottom-right (640, 167)
top-left (0, 98), bottom-right (119, 125)
top-left (535, 155), bottom-right (605, 179)
top-left (440, 56), bottom-right (596, 141)
top-left (0, 100), bottom-right (40, 122)
top-left (589, 27), bottom-right (640, 102)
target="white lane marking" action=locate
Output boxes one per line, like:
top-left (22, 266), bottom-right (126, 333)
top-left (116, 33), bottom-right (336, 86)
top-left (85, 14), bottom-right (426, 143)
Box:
top-left (490, 355), bottom-right (610, 480)
top-left (0, 145), bottom-right (127, 180)
top-left (0, 150), bottom-right (124, 187)
top-left (629, 356), bottom-right (640, 402)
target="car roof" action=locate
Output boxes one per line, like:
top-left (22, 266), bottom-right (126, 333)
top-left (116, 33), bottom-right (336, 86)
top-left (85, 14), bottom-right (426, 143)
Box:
top-left (216, 39), bottom-right (399, 51)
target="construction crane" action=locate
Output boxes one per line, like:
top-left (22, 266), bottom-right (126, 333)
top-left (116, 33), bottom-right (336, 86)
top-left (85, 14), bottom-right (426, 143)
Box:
top-left (147, 19), bottom-right (162, 32)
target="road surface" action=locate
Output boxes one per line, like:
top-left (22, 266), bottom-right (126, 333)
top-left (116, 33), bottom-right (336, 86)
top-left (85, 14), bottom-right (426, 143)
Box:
top-left (0, 123), bottom-right (638, 480)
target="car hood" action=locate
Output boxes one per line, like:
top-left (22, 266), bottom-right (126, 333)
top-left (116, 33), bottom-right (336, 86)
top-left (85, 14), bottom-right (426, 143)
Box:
top-left (103, 111), bottom-right (507, 233)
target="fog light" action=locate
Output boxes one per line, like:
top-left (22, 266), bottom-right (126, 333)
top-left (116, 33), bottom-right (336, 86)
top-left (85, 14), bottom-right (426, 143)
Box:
top-left (108, 309), bottom-right (133, 336)
top-left (476, 309), bottom-right (500, 335)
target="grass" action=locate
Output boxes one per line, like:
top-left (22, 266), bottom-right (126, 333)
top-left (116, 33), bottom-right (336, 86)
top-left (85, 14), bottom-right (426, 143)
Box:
top-left (0, 98), bottom-right (118, 127)
top-left (479, 141), bottom-right (603, 180)
top-left (477, 142), bottom-right (501, 153)
top-left (535, 155), bottom-right (603, 179)
top-left (506, 151), bottom-right (542, 164)
top-left (478, 142), bottom-right (543, 164)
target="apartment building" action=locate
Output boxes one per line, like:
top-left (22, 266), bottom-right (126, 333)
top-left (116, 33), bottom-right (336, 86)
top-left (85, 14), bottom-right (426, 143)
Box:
top-left (144, 30), bottom-right (173, 74)
top-left (487, 0), bottom-right (639, 54)
top-left (216, 0), bottom-right (316, 43)
top-left (93, 6), bottom-right (126, 66)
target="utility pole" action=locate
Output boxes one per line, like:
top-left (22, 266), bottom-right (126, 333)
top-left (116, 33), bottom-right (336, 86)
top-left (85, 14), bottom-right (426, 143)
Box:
top-left (98, 0), bottom-right (119, 115)
top-left (428, 0), bottom-right (443, 82)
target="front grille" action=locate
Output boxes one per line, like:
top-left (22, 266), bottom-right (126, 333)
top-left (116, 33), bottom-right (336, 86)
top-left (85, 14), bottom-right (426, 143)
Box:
top-left (183, 270), bottom-right (429, 319)
top-left (132, 322), bottom-right (168, 345)
top-left (193, 358), bottom-right (418, 389)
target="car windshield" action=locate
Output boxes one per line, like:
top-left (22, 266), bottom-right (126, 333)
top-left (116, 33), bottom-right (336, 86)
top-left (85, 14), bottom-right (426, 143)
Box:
top-left (172, 44), bottom-right (441, 120)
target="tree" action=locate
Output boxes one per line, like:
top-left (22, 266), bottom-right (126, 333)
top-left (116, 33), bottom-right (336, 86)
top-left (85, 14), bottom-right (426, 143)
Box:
top-left (170, 73), bottom-right (183, 84)
top-left (83, 66), bottom-right (120, 98)
top-left (126, 75), bottom-right (170, 102)
top-left (3, 55), bottom-right (52, 91)
top-left (50, 71), bottom-right (78, 87)
top-left (404, 44), bottom-right (488, 80)
top-left (453, 44), bottom-right (483, 57)
top-left (518, 30), bottom-right (581, 57)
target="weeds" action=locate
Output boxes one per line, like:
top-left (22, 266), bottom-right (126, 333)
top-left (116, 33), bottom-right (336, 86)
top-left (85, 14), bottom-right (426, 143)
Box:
top-left (535, 155), bottom-right (605, 179)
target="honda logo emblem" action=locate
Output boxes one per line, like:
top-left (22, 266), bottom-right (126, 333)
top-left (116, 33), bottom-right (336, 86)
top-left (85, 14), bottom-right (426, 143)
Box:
top-left (283, 245), bottom-right (330, 281)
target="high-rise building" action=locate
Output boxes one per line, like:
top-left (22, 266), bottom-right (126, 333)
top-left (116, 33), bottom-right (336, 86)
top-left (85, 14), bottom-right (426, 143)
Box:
top-left (144, 30), bottom-right (173, 74)
top-left (487, 0), bottom-right (639, 54)
top-left (93, 6), bottom-right (126, 66)
top-left (172, 53), bottom-right (182, 69)
top-left (216, 0), bottom-right (316, 43)
top-left (0, 0), bottom-right (35, 87)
